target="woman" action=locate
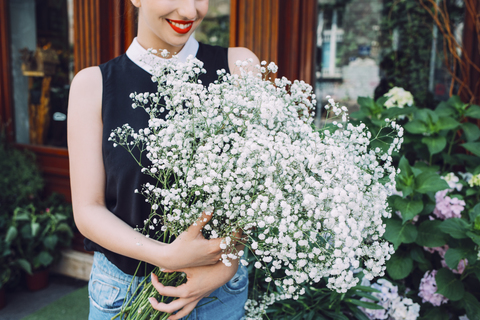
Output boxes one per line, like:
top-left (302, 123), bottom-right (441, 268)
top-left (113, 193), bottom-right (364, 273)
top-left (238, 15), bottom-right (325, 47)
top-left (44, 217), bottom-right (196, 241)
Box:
top-left (67, 0), bottom-right (259, 319)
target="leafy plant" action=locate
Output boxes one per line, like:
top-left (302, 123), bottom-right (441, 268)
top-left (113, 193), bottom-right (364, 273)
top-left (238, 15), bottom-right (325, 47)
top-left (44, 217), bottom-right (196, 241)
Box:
top-left (351, 92), bottom-right (480, 319)
top-left (0, 135), bottom-right (44, 215)
top-left (7, 204), bottom-right (74, 272)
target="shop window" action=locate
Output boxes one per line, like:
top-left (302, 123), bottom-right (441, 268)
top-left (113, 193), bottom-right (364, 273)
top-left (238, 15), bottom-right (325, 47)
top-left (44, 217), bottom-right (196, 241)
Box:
top-left (194, 0), bottom-right (230, 48)
top-left (9, 0), bottom-right (74, 147)
top-left (315, 0), bottom-right (464, 122)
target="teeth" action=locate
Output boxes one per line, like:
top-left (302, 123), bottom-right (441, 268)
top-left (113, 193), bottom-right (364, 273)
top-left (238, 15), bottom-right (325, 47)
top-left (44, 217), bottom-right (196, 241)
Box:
top-left (170, 21), bottom-right (192, 29)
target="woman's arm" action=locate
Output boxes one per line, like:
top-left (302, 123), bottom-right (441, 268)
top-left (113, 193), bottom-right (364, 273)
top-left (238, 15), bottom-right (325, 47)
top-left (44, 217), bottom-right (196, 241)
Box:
top-left (228, 47), bottom-right (261, 74)
top-left (67, 67), bottom-right (223, 270)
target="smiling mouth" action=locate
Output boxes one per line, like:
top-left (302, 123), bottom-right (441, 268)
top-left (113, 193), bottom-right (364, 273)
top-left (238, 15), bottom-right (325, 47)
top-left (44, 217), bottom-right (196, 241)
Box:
top-left (166, 19), bottom-right (194, 34)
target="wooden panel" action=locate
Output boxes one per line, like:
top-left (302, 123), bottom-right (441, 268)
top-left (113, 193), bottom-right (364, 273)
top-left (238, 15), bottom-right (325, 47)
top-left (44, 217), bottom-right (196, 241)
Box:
top-left (18, 144), bottom-right (71, 202)
top-left (74, 0), bottom-right (101, 72)
top-left (0, 0), bottom-right (15, 143)
top-left (229, 0), bottom-right (316, 84)
top-left (51, 249), bottom-right (93, 281)
top-left (230, 0), bottom-right (279, 64)
top-left (277, 0), bottom-right (317, 85)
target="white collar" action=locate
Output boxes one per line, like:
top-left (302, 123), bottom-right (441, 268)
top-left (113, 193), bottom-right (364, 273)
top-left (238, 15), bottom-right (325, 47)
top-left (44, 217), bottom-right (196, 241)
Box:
top-left (126, 36), bottom-right (199, 75)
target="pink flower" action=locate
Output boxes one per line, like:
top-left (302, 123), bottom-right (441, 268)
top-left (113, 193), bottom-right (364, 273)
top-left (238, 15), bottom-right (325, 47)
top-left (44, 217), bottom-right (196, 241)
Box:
top-left (418, 270), bottom-right (448, 306)
top-left (433, 190), bottom-right (465, 220)
top-left (424, 246), bottom-right (467, 274)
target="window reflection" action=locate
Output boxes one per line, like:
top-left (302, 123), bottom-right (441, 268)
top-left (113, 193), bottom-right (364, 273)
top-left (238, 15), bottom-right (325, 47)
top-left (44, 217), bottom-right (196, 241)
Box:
top-left (315, 0), bottom-right (464, 124)
top-left (10, 0), bottom-right (74, 147)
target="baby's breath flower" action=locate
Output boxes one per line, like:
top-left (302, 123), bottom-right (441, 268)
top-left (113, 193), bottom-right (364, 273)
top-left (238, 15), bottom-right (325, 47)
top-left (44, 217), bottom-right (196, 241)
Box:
top-left (111, 52), bottom-right (401, 306)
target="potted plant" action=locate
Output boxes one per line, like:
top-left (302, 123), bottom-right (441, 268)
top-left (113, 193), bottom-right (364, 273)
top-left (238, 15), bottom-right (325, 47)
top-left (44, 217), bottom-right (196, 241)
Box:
top-left (8, 203), bottom-right (74, 291)
top-left (1, 212), bottom-right (32, 308)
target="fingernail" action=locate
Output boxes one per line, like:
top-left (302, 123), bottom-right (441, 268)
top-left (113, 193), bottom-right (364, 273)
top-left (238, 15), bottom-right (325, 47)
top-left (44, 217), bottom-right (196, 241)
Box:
top-left (148, 297), bottom-right (155, 304)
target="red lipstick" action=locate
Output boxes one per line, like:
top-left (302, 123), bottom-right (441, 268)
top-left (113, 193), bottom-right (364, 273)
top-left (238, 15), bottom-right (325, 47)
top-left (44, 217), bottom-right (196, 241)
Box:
top-left (166, 19), bottom-right (194, 34)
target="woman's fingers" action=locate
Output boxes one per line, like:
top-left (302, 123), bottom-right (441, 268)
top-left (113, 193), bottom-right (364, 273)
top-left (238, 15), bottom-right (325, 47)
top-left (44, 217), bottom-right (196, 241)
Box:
top-left (167, 299), bottom-right (200, 320)
top-left (149, 274), bottom-right (202, 319)
top-left (148, 297), bottom-right (188, 315)
top-left (186, 210), bottom-right (213, 235)
top-left (148, 297), bottom-right (200, 320)
top-left (151, 273), bottom-right (190, 298)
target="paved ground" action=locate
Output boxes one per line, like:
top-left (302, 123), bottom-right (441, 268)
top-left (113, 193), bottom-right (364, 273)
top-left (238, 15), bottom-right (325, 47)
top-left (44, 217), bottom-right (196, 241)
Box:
top-left (0, 274), bottom-right (87, 320)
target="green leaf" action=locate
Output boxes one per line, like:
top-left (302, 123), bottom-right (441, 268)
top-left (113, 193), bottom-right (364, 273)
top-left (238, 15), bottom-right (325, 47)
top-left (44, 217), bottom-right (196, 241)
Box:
top-left (413, 161), bottom-right (440, 172)
top-left (462, 142), bottom-right (480, 157)
top-left (55, 213), bottom-right (67, 221)
top-left (351, 285), bottom-right (381, 293)
top-left (435, 101), bottom-right (456, 117)
top-left (16, 259), bottom-right (32, 275)
top-left (416, 220), bottom-right (447, 247)
top-left (444, 248), bottom-right (467, 270)
top-left (396, 156), bottom-right (415, 196)
top-left (435, 268), bottom-right (465, 301)
top-left (345, 299), bottom-right (384, 310)
top-left (383, 219), bottom-right (417, 249)
top-left (448, 95), bottom-right (465, 111)
top-left (43, 235), bottom-right (58, 251)
top-left (438, 218), bottom-right (471, 239)
top-left (469, 203), bottom-right (480, 223)
top-left (410, 246), bottom-right (429, 264)
top-left (357, 97), bottom-right (376, 111)
top-left (415, 108), bottom-right (438, 125)
top-left (56, 223), bottom-right (73, 238)
top-left (393, 197), bottom-right (423, 223)
top-left (5, 226), bottom-right (18, 243)
top-left (463, 292), bottom-right (480, 320)
top-left (346, 305), bottom-right (371, 320)
top-left (462, 122), bottom-right (480, 142)
top-left (467, 231), bottom-right (480, 246)
top-left (414, 172), bottom-right (449, 194)
top-left (436, 117), bottom-right (460, 131)
top-left (465, 104), bottom-right (480, 119)
top-left (31, 221), bottom-right (40, 237)
top-left (382, 107), bottom-right (411, 120)
top-left (419, 308), bottom-right (449, 320)
top-left (398, 156), bottom-right (413, 177)
top-left (404, 120), bottom-right (427, 134)
top-left (353, 292), bottom-right (380, 302)
top-left (386, 251), bottom-right (413, 280)
top-left (375, 95), bottom-right (389, 107)
top-left (421, 136), bottom-right (446, 155)
top-left (14, 211), bottom-right (30, 221)
top-left (350, 110), bottom-right (369, 120)
top-left (36, 251), bottom-right (54, 268)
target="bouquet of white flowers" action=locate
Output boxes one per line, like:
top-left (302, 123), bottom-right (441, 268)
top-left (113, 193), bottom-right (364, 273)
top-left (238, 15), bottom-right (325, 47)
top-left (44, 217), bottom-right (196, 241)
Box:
top-left (110, 52), bottom-right (403, 319)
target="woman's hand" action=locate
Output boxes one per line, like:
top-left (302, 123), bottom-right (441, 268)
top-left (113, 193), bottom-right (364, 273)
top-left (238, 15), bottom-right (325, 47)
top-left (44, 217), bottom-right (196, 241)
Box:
top-left (148, 260), bottom-right (240, 320)
top-left (159, 211), bottom-right (223, 270)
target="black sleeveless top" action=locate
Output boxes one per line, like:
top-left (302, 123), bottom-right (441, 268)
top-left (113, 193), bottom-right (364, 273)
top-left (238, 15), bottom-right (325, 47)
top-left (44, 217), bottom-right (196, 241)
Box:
top-left (85, 43), bottom-right (230, 276)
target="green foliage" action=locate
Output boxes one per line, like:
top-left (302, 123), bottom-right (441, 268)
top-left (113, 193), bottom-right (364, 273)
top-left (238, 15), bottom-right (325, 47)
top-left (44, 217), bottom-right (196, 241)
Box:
top-left (351, 90), bottom-right (480, 318)
top-left (0, 136), bottom-right (44, 215)
top-left (194, 15), bottom-right (230, 48)
top-left (6, 203), bottom-right (74, 272)
top-left (378, 0), bottom-right (464, 107)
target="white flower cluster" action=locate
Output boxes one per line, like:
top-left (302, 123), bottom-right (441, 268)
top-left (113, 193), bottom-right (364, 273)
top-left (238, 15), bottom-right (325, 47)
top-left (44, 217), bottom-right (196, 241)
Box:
top-left (360, 279), bottom-right (420, 320)
top-left (243, 292), bottom-right (285, 319)
top-left (110, 53), bottom-right (401, 296)
top-left (384, 87), bottom-right (414, 109)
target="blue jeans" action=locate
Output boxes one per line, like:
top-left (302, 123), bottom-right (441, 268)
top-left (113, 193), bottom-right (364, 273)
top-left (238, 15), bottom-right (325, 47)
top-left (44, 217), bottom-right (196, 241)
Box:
top-left (88, 252), bottom-right (248, 320)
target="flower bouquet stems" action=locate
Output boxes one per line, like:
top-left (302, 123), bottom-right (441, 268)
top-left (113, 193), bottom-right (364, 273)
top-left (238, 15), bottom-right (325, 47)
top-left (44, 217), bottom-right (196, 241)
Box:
top-left (113, 268), bottom-right (186, 320)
